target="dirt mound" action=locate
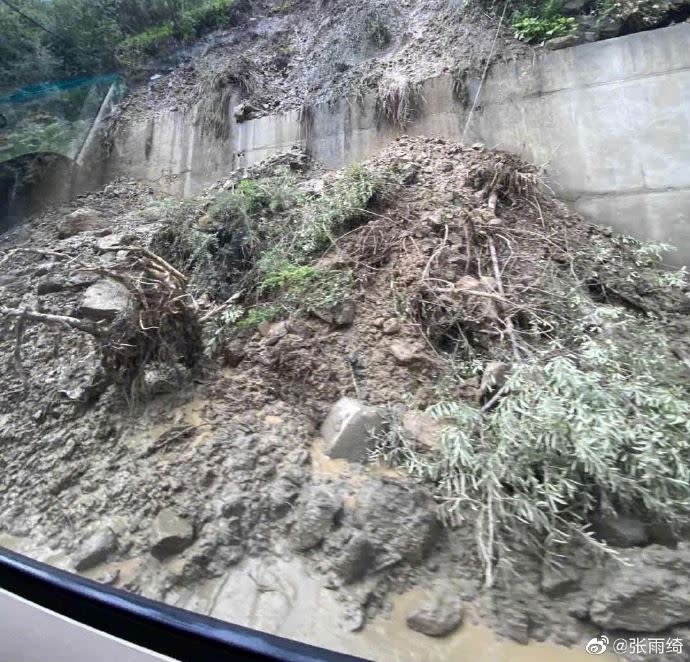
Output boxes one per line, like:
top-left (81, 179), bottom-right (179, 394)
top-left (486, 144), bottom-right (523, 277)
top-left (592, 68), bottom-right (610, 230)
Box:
top-left (2, 137), bottom-right (690, 655)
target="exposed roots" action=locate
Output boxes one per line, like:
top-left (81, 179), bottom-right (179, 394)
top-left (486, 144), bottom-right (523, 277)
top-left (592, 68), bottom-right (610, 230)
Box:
top-left (375, 74), bottom-right (424, 129)
top-left (0, 247), bottom-right (203, 400)
top-left (196, 57), bottom-right (264, 139)
top-left (468, 155), bottom-right (543, 211)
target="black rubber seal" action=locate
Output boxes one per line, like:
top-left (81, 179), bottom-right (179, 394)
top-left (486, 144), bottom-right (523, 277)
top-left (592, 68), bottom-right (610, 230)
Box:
top-left (0, 547), bottom-right (369, 662)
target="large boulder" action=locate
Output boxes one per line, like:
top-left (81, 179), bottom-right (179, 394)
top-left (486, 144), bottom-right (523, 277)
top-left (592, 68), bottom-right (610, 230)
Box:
top-left (589, 544), bottom-right (690, 631)
top-left (79, 279), bottom-right (131, 322)
top-left (321, 397), bottom-right (386, 463)
top-left (150, 509), bottom-right (195, 559)
top-left (406, 585), bottom-right (464, 637)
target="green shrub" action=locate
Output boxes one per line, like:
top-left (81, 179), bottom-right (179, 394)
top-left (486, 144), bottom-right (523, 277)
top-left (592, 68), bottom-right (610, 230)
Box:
top-left (177, 0), bottom-right (236, 42)
top-left (512, 14), bottom-right (577, 42)
top-left (376, 312), bottom-right (690, 585)
top-left (116, 24), bottom-right (174, 69)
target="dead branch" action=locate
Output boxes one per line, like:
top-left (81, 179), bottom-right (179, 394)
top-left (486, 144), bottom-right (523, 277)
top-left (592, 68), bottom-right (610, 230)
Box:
top-left (488, 237), bottom-right (521, 360)
top-left (0, 306), bottom-right (104, 335)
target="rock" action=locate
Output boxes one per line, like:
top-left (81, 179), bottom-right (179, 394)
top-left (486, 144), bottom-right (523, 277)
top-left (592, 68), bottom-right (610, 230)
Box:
top-left (95, 233), bottom-right (125, 252)
top-left (406, 587), bottom-right (464, 637)
top-left (222, 339), bottom-right (245, 367)
top-left (541, 559), bottom-right (582, 597)
top-left (342, 605), bottom-right (366, 632)
top-left (144, 366), bottom-right (179, 395)
top-left (261, 320), bottom-right (290, 346)
top-left (389, 340), bottom-right (424, 365)
top-left (382, 318), bottom-right (401, 335)
top-left (292, 487), bottom-right (342, 551)
top-left (268, 478), bottom-right (300, 518)
top-left (57, 207), bottom-right (106, 238)
top-left (151, 509), bottom-right (194, 559)
top-left (332, 532), bottom-right (375, 584)
top-left (79, 279), bottom-right (131, 321)
top-left (545, 34), bottom-right (584, 50)
top-left (479, 361), bottom-right (509, 397)
top-left (36, 278), bottom-right (70, 295)
top-left (321, 397), bottom-right (386, 463)
top-left (297, 178), bottom-right (325, 196)
top-left (73, 529), bottom-right (117, 571)
top-left (312, 299), bottom-right (356, 327)
top-left (590, 544), bottom-right (690, 631)
top-left (597, 16), bottom-right (622, 38)
top-left (353, 480), bottom-right (440, 564)
top-left (233, 101), bottom-right (259, 122)
top-left (592, 512), bottom-right (648, 548)
top-left (401, 410), bottom-right (445, 451)
top-left (562, 0), bottom-right (588, 14)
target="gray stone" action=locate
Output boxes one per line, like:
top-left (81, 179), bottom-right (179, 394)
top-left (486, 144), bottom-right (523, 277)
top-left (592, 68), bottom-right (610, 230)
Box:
top-left (562, 0), bottom-right (588, 14)
top-left (545, 34), bottom-right (584, 50)
top-left (151, 509), bottom-right (194, 559)
top-left (57, 207), bottom-right (106, 238)
top-left (541, 559), bottom-right (582, 597)
top-left (321, 397), bottom-right (386, 463)
top-left (596, 16), bottom-right (622, 38)
top-left (312, 299), bottom-right (356, 327)
top-left (382, 318), bottom-right (401, 335)
top-left (292, 487), bottom-right (342, 551)
top-left (590, 544), bottom-right (690, 631)
top-left (73, 529), bottom-right (117, 571)
top-left (332, 532), bottom-right (375, 584)
top-left (593, 513), bottom-right (648, 548)
top-left (406, 587), bottom-right (464, 637)
top-left (79, 279), bottom-right (131, 321)
top-left (36, 278), bottom-right (70, 295)
top-left (353, 480), bottom-right (440, 564)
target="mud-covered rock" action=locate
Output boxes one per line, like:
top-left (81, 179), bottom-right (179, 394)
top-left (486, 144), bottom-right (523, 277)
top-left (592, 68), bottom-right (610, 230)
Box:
top-left (353, 480), bottom-right (440, 565)
top-left (541, 559), bottom-right (582, 597)
top-left (57, 207), bottom-right (106, 238)
top-left (73, 529), bottom-right (117, 571)
top-left (590, 544), bottom-right (690, 631)
top-left (291, 486), bottom-right (342, 551)
top-left (151, 509), bottom-right (195, 559)
top-left (406, 586), bottom-right (464, 637)
top-left (592, 512), bottom-right (648, 548)
top-left (311, 299), bottom-right (356, 327)
top-left (321, 397), bottom-right (386, 463)
top-left (331, 531), bottom-right (375, 584)
top-left (79, 279), bottom-right (131, 321)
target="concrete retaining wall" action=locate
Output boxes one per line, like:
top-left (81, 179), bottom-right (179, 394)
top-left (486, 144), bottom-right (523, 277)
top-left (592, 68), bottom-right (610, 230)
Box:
top-left (105, 23), bottom-right (690, 263)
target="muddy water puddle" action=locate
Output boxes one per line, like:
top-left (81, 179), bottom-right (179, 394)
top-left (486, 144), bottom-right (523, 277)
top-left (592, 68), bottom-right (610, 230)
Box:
top-left (172, 555), bottom-right (617, 662)
top-left (1, 532), bottom-right (616, 661)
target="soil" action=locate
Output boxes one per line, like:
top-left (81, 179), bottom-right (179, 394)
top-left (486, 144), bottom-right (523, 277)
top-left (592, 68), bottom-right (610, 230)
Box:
top-left (116, 0), bottom-right (527, 124)
top-left (2, 138), bottom-right (690, 661)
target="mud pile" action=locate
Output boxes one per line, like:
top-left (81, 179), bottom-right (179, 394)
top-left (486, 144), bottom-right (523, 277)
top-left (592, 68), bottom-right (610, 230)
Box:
top-left (2, 138), bottom-right (690, 659)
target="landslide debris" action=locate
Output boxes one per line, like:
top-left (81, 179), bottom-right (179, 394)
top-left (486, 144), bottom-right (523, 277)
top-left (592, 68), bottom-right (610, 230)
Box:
top-left (118, 0), bottom-right (526, 124)
top-left (2, 137), bottom-right (690, 654)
